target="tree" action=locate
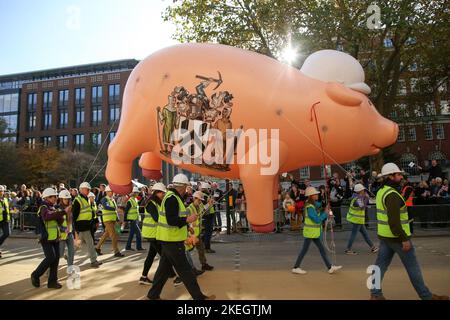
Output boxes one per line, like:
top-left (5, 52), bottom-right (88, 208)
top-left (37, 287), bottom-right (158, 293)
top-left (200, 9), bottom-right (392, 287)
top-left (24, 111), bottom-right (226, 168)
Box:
top-left (163, 0), bottom-right (449, 171)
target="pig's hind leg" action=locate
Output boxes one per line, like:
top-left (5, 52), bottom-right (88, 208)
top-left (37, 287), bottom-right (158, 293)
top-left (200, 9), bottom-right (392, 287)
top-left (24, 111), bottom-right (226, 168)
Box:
top-left (139, 151), bottom-right (163, 181)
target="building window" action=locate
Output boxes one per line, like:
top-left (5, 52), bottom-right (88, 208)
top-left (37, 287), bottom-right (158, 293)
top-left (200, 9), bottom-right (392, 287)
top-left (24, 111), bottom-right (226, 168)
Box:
top-left (58, 135), bottom-right (68, 150)
top-left (74, 134), bottom-right (84, 151)
top-left (407, 127), bottom-right (416, 141)
top-left (299, 167), bottom-right (310, 179)
top-left (91, 133), bottom-right (102, 148)
top-left (108, 84), bottom-right (120, 102)
top-left (92, 105), bottom-right (102, 126)
top-left (398, 80), bottom-right (407, 95)
top-left (397, 127), bottom-right (405, 142)
top-left (428, 150), bottom-right (446, 162)
top-left (424, 124), bottom-right (433, 140)
top-left (109, 131), bottom-right (116, 142)
top-left (42, 91), bottom-right (52, 130)
top-left (75, 88), bottom-right (85, 106)
top-left (75, 107), bottom-right (85, 128)
top-left (26, 137), bottom-right (36, 149)
top-left (0, 114), bottom-right (18, 134)
top-left (383, 38), bottom-right (393, 48)
top-left (91, 86), bottom-right (103, 105)
top-left (400, 153), bottom-right (419, 175)
top-left (26, 93), bottom-right (37, 131)
top-left (58, 90), bottom-right (69, 129)
top-left (435, 124), bottom-right (445, 140)
top-left (425, 102), bottom-right (436, 116)
top-left (440, 100), bottom-right (449, 115)
top-left (42, 136), bottom-right (52, 147)
top-left (0, 93), bottom-right (19, 113)
top-left (109, 104), bottom-right (120, 123)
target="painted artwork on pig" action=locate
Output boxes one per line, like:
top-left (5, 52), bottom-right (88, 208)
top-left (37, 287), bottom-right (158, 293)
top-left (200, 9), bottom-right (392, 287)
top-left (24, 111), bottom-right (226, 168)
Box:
top-left (106, 43), bottom-right (398, 233)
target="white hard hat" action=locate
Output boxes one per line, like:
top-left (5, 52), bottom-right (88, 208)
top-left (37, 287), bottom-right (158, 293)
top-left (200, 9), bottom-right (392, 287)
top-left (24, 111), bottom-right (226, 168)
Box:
top-left (172, 173), bottom-right (190, 186)
top-left (381, 163), bottom-right (405, 176)
top-left (58, 189), bottom-right (71, 199)
top-left (42, 188), bottom-right (58, 199)
top-left (132, 186), bottom-right (140, 193)
top-left (151, 183), bottom-right (167, 193)
top-left (79, 182), bottom-right (91, 190)
top-left (353, 184), bottom-right (366, 193)
top-left (300, 49), bottom-right (371, 95)
top-left (305, 186), bottom-right (320, 197)
top-left (200, 182), bottom-right (211, 190)
top-left (0, 185), bottom-right (5, 192)
top-left (193, 191), bottom-right (205, 200)
top-left (105, 185), bottom-right (112, 192)
top-left (88, 192), bottom-right (95, 198)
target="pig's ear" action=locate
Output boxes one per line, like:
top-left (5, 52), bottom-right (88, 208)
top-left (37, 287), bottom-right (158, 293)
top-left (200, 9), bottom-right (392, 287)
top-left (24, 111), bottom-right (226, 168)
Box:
top-left (325, 82), bottom-right (363, 107)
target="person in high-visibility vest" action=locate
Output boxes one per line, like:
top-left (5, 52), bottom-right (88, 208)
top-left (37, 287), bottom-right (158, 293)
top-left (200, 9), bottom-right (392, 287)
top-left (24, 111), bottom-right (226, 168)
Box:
top-left (88, 192), bottom-right (99, 245)
top-left (57, 189), bottom-right (75, 267)
top-left (200, 182), bottom-right (216, 253)
top-left (125, 187), bottom-right (145, 251)
top-left (292, 187), bottom-right (342, 275)
top-left (344, 184), bottom-right (378, 255)
top-left (147, 174), bottom-right (215, 300)
top-left (0, 185), bottom-right (11, 258)
top-left (139, 183), bottom-right (168, 285)
top-left (187, 191), bottom-right (214, 272)
top-left (96, 186), bottom-right (124, 257)
top-left (370, 163), bottom-right (448, 300)
top-left (72, 182), bottom-right (103, 268)
top-left (31, 188), bottom-right (66, 289)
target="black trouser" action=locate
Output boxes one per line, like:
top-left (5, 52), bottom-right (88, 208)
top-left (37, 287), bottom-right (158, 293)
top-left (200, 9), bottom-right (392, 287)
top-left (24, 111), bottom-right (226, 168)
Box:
top-left (330, 203), bottom-right (342, 227)
top-left (32, 241), bottom-right (60, 285)
top-left (0, 221), bottom-right (10, 246)
top-left (202, 214), bottom-right (215, 249)
top-left (142, 238), bottom-right (161, 276)
top-left (148, 241), bottom-right (205, 300)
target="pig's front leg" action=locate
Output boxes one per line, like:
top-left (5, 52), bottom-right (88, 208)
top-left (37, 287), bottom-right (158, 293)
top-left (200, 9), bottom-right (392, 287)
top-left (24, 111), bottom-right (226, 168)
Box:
top-left (139, 152), bottom-right (163, 181)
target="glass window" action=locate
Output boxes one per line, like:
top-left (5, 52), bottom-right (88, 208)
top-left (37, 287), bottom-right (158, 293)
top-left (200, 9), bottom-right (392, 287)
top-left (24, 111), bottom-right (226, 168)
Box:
top-left (58, 90), bottom-right (69, 107)
top-left (0, 95), bottom-right (4, 113)
top-left (407, 127), bottom-right (416, 141)
top-left (42, 136), bottom-right (52, 147)
top-left (74, 134), bottom-right (85, 151)
top-left (91, 133), bottom-right (102, 147)
top-left (75, 109), bottom-right (85, 127)
top-left (440, 100), bottom-right (449, 115)
top-left (299, 167), bottom-right (310, 179)
top-left (10, 93), bottom-right (18, 112)
top-left (75, 88), bottom-right (85, 105)
top-left (435, 124), bottom-right (445, 140)
top-left (109, 131), bottom-right (116, 142)
top-left (43, 112), bottom-right (52, 130)
top-left (59, 110), bottom-right (68, 129)
top-left (43, 91), bottom-right (53, 110)
top-left (91, 86), bottom-right (103, 105)
top-left (92, 105), bottom-right (102, 126)
top-left (398, 80), bottom-right (407, 95)
top-left (109, 103), bottom-right (120, 123)
top-left (58, 135), bottom-right (68, 149)
top-left (383, 38), bottom-right (393, 48)
top-left (108, 84), bottom-right (120, 102)
top-left (26, 138), bottom-right (36, 149)
top-left (424, 124), bottom-right (433, 140)
top-left (397, 127), bottom-right (405, 142)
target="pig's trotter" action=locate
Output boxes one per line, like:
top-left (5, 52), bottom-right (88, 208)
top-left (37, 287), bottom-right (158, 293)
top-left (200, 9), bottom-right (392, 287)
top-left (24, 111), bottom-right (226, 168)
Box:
top-left (109, 182), bottom-right (133, 195)
top-left (142, 169), bottom-right (163, 181)
top-left (139, 152), bottom-right (163, 180)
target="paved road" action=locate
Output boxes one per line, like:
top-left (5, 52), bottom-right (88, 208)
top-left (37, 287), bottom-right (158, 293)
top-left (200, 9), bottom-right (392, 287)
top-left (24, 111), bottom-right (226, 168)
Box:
top-left (0, 230), bottom-right (449, 300)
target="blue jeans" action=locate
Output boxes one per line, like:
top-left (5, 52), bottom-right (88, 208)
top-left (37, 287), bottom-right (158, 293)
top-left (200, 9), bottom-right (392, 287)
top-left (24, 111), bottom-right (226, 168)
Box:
top-left (370, 239), bottom-right (432, 300)
top-left (294, 237), bottom-right (332, 270)
top-left (346, 223), bottom-right (374, 250)
top-left (202, 214), bottom-right (215, 250)
top-left (59, 232), bottom-right (75, 266)
top-left (126, 220), bottom-right (143, 250)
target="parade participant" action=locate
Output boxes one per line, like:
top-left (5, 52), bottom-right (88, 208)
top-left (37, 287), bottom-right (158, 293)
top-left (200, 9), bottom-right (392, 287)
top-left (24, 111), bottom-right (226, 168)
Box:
top-left (292, 187), bottom-right (342, 275)
top-left (58, 189), bottom-right (75, 267)
top-left (88, 192), bottom-right (99, 245)
top-left (200, 182), bottom-right (216, 253)
top-left (96, 185), bottom-right (124, 257)
top-left (147, 174), bottom-right (215, 300)
top-left (187, 191), bottom-right (214, 271)
top-left (370, 163), bottom-right (448, 300)
top-left (125, 187), bottom-right (145, 251)
top-left (31, 188), bottom-right (65, 289)
top-left (401, 179), bottom-right (415, 233)
top-left (139, 183), bottom-right (167, 285)
top-left (344, 184), bottom-right (378, 255)
top-left (0, 185), bottom-right (11, 258)
top-left (72, 182), bottom-right (102, 268)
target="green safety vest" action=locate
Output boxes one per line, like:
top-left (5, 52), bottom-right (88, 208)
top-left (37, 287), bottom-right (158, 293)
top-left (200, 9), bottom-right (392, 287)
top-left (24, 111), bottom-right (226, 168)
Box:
top-left (37, 205), bottom-right (59, 241)
top-left (0, 198), bottom-right (10, 222)
top-left (187, 202), bottom-right (204, 237)
top-left (60, 207), bottom-right (68, 241)
top-left (376, 185), bottom-right (411, 238)
top-left (346, 198), bottom-right (366, 225)
top-left (303, 203), bottom-right (321, 239)
top-left (102, 197), bottom-right (118, 222)
top-left (156, 191), bottom-right (189, 242)
top-left (74, 196), bottom-right (93, 222)
top-left (91, 202), bottom-right (98, 219)
top-left (126, 197), bottom-right (139, 221)
top-left (142, 200), bottom-right (159, 239)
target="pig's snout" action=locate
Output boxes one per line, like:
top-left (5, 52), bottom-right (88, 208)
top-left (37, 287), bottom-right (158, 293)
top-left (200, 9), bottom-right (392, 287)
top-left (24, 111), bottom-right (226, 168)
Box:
top-left (372, 118), bottom-right (398, 152)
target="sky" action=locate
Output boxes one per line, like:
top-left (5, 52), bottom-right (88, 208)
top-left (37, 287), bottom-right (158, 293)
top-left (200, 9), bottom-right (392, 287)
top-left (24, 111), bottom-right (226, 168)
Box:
top-left (0, 0), bottom-right (178, 75)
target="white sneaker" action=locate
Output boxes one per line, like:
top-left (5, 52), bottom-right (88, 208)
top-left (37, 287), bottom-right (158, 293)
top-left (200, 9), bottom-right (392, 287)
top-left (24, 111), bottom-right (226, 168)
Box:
top-left (291, 268), bottom-right (307, 274)
top-left (328, 265), bottom-right (342, 274)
